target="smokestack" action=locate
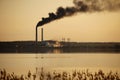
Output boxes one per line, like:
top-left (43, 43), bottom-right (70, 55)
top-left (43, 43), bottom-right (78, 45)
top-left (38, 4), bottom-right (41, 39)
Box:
top-left (41, 28), bottom-right (43, 42)
top-left (36, 26), bottom-right (38, 45)
top-left (35, 26), bottom-right (38, 53)
top-left (35, 27), bottom-right (43, 49)
top-left (36, 27), bottom-right (44, 44)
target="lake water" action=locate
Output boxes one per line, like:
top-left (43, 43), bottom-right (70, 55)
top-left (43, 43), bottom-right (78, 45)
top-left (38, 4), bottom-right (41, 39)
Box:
top-left (0, 53), bottom-right (120, 75)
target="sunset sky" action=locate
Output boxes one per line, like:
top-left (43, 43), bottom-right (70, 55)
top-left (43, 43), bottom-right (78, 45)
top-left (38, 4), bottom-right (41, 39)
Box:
top-left (0, 0), bottom-right (120, 42)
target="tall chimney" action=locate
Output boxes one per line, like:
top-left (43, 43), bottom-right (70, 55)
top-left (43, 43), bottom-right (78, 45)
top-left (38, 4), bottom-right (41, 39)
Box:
top-left (36, 27), bottom-right (43, 45)
top-left (35, 27), bottom-right (38, 53)
top-left (41, 28), bottom-right (43, 42)
top-left (36, 27), bottom-right (38, 45)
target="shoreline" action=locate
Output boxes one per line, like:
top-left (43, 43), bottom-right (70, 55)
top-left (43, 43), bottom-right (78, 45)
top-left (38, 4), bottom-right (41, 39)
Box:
top-left (0, 41), bottom-right (120, 53)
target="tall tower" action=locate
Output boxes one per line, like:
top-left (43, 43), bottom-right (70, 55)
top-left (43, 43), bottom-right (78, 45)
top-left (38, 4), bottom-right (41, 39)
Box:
top-left (41, 28), bottom-right (43, 42)
top-left (36, 27), bottom-right (44, 45)
top-left (36, 26), bottom-right (38, 45)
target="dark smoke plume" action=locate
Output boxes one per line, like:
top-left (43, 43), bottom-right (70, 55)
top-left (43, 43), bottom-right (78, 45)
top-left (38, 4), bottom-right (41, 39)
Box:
top-left (36, 0), bottom-right (120, 27)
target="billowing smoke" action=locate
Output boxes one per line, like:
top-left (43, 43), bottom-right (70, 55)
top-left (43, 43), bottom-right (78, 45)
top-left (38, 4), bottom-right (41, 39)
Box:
top-left (36, 0), bottom-right (120, 27)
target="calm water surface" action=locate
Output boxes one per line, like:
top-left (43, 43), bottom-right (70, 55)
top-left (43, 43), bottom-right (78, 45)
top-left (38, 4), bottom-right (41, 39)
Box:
top-left (0, 53), bottom-right (120, 75)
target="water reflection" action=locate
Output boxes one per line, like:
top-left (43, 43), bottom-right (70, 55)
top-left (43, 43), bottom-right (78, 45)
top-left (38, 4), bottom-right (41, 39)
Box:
top-left (45, 48), bottom-right (63, 53)
top-left (0, 53), bottom-right (120, 75)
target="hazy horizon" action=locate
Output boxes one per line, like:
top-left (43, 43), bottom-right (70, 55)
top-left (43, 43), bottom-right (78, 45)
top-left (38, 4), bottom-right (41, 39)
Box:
top-left (0, 0), bottom-right (120, 42)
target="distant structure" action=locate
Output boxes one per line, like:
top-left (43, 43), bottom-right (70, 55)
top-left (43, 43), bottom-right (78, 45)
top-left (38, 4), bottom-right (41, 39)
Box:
top-left (35, 27), bottom-right (62, 47)
top-left (41, 28), bottom-right (43, 41)
top-left (40, 40), bottom-right (62, 47)
top-left (36, 27), bottom-right (43, 45)
top-left (62, 38), bottom-right (65, 42)
top-left (67, 38), bottom-right (70, 42)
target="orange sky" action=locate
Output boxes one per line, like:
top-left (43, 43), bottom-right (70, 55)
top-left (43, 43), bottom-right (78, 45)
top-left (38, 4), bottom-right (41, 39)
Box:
top-left (0, 0), bottom-right (120, 42)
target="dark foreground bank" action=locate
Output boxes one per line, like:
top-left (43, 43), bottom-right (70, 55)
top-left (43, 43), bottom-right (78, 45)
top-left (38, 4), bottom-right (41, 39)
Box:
top-left (0, 41), bottom-right (120, 53)
top-left (0, 68), bottom-right (120, 80)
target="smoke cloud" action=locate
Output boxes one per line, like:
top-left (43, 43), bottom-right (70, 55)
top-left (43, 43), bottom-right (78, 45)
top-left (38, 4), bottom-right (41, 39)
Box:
top-left (36, 0), bottom-right (120, 27)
